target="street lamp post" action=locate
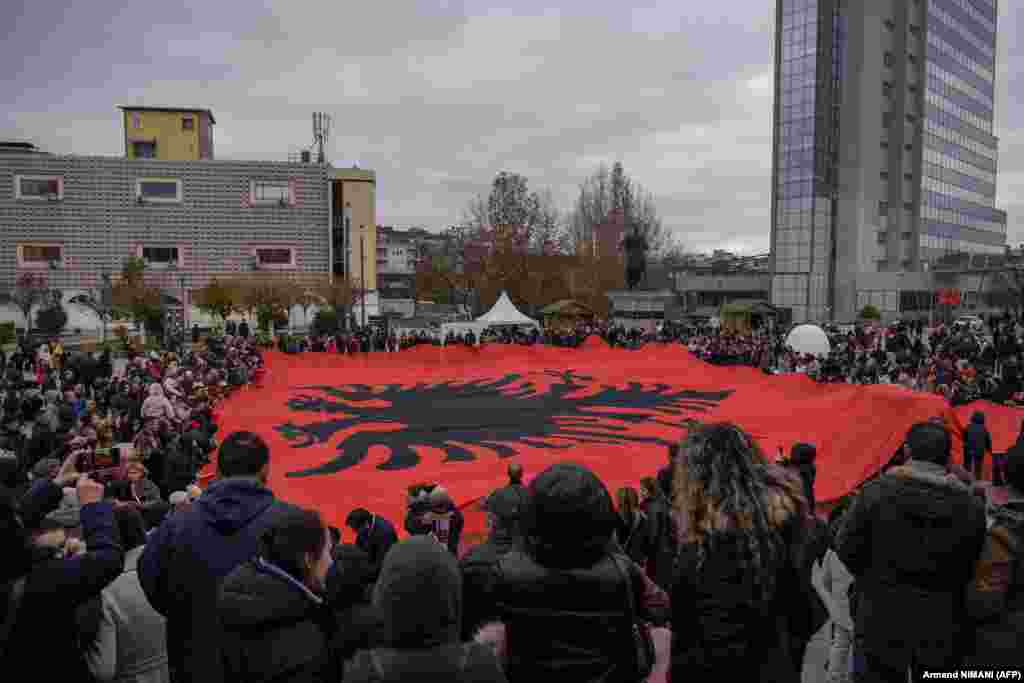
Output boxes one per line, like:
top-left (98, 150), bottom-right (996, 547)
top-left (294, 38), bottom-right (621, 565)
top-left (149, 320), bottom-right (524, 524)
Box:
top-left (100, 271), bottom-right (112, 342)
top-left (178, 274), bottom-right (187, 337)
top-left (361, 229), bottom-right (367, 328)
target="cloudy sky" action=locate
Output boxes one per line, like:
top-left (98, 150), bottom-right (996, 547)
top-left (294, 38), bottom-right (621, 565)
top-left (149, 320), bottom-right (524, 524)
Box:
top-left (2, 0), bottom-right (1021, 254)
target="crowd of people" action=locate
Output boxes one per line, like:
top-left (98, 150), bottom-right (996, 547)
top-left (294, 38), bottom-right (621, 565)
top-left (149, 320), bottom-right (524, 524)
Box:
top-left (1, 315), bottom-right (1023, 682)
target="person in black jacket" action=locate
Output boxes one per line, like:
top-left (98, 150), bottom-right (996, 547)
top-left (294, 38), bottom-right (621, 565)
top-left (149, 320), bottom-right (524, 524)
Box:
top-left (785, 442), bottom-right (818, 511)
top-left (0, 458), bottom-right (123, 680)
top-left (139, 431), bottom-right (299, 683)
top-left (325, 543), bottom-right (381, 663)
top-left (964, 411), bottom-right (992, 481)
top-left (346, 507), bottom-right (398, 578)
top-left (639, 476), bottom-right (676, 592)
top-left (614, 486), bottom-right (651, 566)
top-left (219, 506), bottom-right (338, 683)
top-left (342, 536), bottom-right (507, 683)
top-left (459, 485), bottom-right (527, 639)
top-left (837, 421), bottom-right (987, 682)
top-left (482, 463), bottom-right (667, 682)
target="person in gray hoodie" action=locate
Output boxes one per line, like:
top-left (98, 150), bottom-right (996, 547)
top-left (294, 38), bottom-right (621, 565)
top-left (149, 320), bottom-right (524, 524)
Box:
top-left (81, 506), bottom-right (170, 683)
top-left (342, 536), bottom-right (507, 683)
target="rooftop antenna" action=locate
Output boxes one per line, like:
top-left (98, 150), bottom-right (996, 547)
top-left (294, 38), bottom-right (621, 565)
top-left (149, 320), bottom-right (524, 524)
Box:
top-left (312, 112), bottom-right (332, 164)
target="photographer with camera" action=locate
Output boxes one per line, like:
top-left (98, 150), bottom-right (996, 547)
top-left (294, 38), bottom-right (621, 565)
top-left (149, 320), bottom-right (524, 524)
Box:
top-left (0, 449), bottom-right (124, 678)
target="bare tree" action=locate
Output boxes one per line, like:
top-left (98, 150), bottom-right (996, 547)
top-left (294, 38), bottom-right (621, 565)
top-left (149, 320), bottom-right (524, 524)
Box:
top-left (568, 161), bottom-right (668, 256)
top-left (2, 272), bottom-right (51, 337)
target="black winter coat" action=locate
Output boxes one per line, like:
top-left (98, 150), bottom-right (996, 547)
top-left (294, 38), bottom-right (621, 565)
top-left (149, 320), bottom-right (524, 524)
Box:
top-left (219, 559), bottom-right (338, 683)
top-left (491, 549), bottom-right (653, 683)
top-left (641, 495), bottom-right (677, 592)
top-left (836, 461), bottom-right (987, 669)
top-left (670, 513), bottom-right (815, 683)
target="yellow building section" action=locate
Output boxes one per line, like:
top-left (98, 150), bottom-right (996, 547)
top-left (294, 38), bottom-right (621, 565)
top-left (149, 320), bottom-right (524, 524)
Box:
top-left (121, 107), bottom-right (213, 161)
top-left (333, 168), bottom-right (378, 292)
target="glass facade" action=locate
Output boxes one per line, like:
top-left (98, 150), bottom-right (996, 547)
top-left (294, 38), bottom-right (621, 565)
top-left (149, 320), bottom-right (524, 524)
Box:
top-left (922, 0), bottom-right (1005, 255)
top-left (772, 0), bottom-right (843, 323)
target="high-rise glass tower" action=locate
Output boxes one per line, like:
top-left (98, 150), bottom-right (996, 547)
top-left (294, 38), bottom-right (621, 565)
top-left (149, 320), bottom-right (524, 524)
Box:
top-left (770, 0), bottom-right (1006, 323)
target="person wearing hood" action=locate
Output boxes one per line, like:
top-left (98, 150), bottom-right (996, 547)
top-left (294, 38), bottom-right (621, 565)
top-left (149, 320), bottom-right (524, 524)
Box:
top-left (964, 410), bottom-right (993, 481)
top-left (342, 536), bottom-right (507, 683)
top-left (139, 431), bottom-right (298, 683)
top-left (964, 450), bottom-right (1024, 666)
top-left (141, 383), bottom-right (176, 424)
top-left (639, 476), bottom-right (676, 592)
top-left (403, 482), bottom-right (436, 536)
top-left (219, 506), bottom-right (338, 683)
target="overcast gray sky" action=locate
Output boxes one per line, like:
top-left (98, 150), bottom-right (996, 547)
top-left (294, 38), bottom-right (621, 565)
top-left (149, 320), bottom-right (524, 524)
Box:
top-left (2, 0), bottom-right (1020, 254)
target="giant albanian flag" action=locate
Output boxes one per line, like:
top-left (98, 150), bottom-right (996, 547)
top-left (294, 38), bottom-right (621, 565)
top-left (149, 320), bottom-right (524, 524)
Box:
top-left (212, 340), bottom-right (1021, 538)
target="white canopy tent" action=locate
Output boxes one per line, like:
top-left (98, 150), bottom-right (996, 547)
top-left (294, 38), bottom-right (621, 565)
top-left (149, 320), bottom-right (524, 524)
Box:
top-left (474, 291), bottom-right (540, 328)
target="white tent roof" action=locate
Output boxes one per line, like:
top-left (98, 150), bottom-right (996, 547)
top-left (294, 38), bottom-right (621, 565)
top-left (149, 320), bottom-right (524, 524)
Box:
top-left (474, 291), bottom-right (539, 328)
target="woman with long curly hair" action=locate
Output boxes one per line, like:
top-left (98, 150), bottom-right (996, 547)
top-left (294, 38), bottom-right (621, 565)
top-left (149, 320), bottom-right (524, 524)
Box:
top-left (669, 422), bottom-right (823, 683)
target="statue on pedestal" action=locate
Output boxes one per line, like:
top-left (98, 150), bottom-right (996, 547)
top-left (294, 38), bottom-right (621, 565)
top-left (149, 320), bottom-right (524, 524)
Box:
top-left (621, 225), bottom-right (649, 291)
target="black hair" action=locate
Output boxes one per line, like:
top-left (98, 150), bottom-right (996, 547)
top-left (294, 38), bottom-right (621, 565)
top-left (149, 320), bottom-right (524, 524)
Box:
top-left (260, 507), bottom-right (327, 583)
top-left (345, 508), bottom-right (372, 531)
top-left (905, 421), bottom-right (952, 466)
top-left (789, 443), bottom-right (817, 466)
top-left (508, 462), bottom-right (524, 485)
top-left (115, 506), bottom-right (146, 551)
top-left (217, 431), bottom-right (270, 478)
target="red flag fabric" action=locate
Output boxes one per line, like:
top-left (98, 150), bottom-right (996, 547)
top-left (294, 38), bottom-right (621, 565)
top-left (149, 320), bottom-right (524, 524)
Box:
top-left (208, 342), bottom-right (1024, 543)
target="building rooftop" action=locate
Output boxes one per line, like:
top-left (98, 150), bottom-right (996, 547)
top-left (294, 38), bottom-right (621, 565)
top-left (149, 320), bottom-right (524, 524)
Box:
top-left (331, 167), bottom-right (376, 182)
top-left (119, 106), bottom-right (216, 125)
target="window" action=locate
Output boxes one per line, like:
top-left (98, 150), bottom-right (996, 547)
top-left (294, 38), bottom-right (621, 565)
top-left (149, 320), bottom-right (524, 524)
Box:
top-left (881, 171), bottom-right (889, 180)
top-left (908, 84), bottom-right (918, 93)
top-left (142, 246), bottom-right (180, 267)
top-left (249, 180), bottom-right (292, 205)
top-left (881, 141), bottom-right (889, 149)
top-left (254, 247), bottom-right (295, 268)
top-left (136, 178), bottom-right (182, 203)
top-left (904, 172), bottom-right (913, 180)
top-left (908, 54), bottom-right (917, 65)
top-left (879, 201), bottom-right (889, 217)
top-left (133, 141), bottom-right (156, 159)
top-left (182, 116), bottom-right (194, 131)
top-left (884, 19), bottom-right (895, 31)
top-left (14, 175), bottom-right (62, 200)
top-left (18, 244), bottom-right (63, 267)
top-left (909, 24), bottom-right (921, 36)
top-left (904, 143), bottom-right (913, 151)
top-left (884, 52), bottom-right (894, 67)
top-left (904, 202), bottom-right (915, 211)
top-left (883, 81), bottom-right (893, 97)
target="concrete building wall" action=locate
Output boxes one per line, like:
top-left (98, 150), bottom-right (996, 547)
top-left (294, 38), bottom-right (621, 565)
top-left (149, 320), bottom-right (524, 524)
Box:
top-left (0, 152), bottom-right (330, 304)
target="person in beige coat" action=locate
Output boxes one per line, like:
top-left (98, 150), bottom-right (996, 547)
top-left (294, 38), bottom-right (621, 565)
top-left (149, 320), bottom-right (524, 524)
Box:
top-left (83, 506), bottom-right (170, 683)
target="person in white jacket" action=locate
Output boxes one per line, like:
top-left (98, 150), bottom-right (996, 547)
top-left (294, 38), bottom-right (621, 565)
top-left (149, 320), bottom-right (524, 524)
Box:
top-left (83, 506), bottom-right (170, 683)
